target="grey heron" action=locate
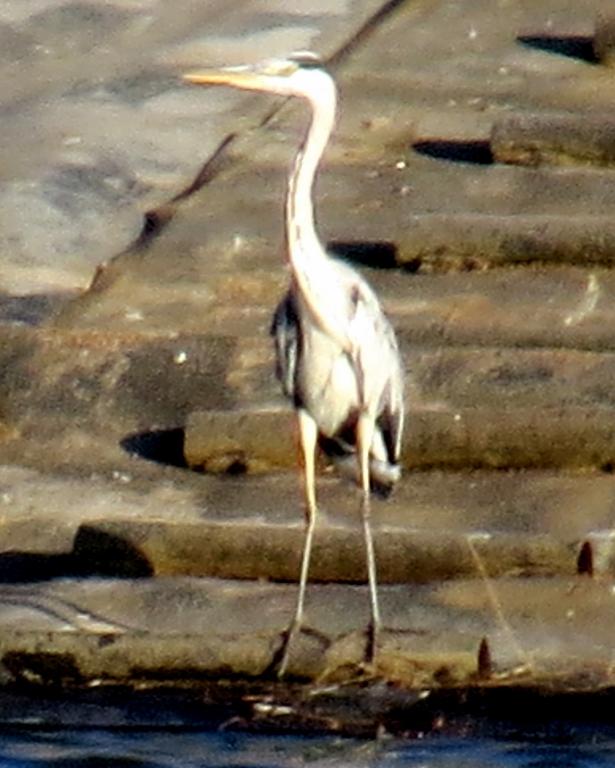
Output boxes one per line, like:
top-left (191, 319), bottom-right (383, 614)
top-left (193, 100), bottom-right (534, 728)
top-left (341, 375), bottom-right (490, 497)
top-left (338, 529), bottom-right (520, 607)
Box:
top-left (184, 53), bottom-right (404, 677)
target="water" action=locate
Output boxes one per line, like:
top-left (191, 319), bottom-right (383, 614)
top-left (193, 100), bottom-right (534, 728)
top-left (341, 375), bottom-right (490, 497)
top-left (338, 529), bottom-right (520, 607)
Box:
top-left (0, 731), bottom-right (613, 768)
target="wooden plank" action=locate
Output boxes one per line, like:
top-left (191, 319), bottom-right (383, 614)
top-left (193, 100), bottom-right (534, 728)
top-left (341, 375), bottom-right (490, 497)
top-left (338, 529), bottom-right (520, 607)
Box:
top-left (392, 214), bottom-right (615, 269)
top-left (594, 12), bottom-right (615, 66)
top-left (491, 113), bottom-right (615, 167)
top-left (1, 575), bottom-right (614, 690)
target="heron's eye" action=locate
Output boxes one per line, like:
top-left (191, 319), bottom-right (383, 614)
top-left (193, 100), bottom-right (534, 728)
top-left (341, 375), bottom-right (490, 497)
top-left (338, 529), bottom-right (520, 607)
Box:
top-left (288, 51), bottom-right (323, 69)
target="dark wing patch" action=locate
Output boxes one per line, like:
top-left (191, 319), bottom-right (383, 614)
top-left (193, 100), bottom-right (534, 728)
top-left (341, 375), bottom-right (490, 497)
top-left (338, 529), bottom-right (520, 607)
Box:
top-left (271, 291), bottom-right (301, 402)
top-left (377, 397), bottom-right (403, 466)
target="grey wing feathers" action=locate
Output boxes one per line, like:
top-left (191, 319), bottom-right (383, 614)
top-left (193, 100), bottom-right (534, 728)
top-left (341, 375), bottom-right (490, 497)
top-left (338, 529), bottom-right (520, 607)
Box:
top-left (270, 291), bottom-right (300, 402)
top-left (350, 279), bottom-right (404, 467)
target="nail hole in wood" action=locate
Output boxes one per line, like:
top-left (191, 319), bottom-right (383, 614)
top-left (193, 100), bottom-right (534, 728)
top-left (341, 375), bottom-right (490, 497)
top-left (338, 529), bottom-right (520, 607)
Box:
top-left (577, 540), bottom-right (594, 577)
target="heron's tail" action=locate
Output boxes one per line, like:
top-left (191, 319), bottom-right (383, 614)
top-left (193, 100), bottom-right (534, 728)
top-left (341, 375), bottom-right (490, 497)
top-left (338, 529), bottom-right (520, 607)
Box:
top-left (369, 457), bottom-right (401, 487)
top-left (323, 437), bottom-right (401, 497)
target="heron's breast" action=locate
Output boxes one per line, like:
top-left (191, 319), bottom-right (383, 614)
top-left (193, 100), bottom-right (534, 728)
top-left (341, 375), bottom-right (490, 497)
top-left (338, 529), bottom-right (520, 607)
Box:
top-left (297, 331), bottom-right (359, 436)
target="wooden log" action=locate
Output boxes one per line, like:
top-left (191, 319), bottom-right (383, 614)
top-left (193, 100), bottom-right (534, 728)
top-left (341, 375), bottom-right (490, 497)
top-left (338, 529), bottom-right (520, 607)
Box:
top-left (184, 408), bottom-right (296, 473)
top-left (406, 406), bottom-right (615, 470)
top-left (381, 267), bottom-right (615, 353)
top-left (594, 13), bottom-right (615, 66)
top-left (491, 113), bottom-right (615, 167)
top-left (1, 575), bottom-right (615, 691)
top-left (394, 214), bottom-right (615, 269)
top-left (185, 402), bottom-right (615, 473)
top-left (185, 340), bottom-right (615, 471)
top-left (71, 518), bottom-right (579, 582)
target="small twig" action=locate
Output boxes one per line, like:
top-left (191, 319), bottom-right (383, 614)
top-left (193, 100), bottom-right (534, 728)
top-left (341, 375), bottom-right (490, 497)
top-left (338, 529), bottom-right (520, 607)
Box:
top-left (466, 533), bottom-right (533, 674)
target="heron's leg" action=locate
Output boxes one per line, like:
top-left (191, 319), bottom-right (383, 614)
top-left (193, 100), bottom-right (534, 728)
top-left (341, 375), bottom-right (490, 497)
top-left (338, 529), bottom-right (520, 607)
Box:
top-left (294, 407), bottom-right (319, 628)
top-left (357, 411), bottom-right (381, 663)
top-left (278, 408), bottom-right (318, 678)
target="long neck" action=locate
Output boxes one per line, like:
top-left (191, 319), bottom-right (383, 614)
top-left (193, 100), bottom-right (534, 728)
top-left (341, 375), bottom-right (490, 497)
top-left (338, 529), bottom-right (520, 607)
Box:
top-left (285, 82), bottom-right (336, 281)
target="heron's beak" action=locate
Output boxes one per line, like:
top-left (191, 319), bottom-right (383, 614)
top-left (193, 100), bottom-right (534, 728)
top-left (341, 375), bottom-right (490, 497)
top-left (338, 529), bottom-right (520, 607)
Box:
top-left (183, 68), bottom-right (269, 92)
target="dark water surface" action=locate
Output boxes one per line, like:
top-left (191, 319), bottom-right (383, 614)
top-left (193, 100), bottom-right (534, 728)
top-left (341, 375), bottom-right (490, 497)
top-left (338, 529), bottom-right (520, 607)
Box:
top-left (0, 731), bottom-right (614, 768)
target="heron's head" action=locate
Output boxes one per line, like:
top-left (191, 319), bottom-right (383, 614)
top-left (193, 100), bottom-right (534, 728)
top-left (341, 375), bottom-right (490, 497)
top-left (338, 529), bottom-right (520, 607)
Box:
top-left (183, 52), bottom-right (335, 103)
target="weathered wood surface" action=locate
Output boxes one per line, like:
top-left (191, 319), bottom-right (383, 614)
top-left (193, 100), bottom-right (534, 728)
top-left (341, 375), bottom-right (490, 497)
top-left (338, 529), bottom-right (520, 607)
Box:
top-left (2, 0), bottom-right (615, 734)
top-left (594, 12), bottom-right (615, 66)
top-left (0, 575), bottom-right (610, 684)
top-left (491, 114), bottom-right (615, 168)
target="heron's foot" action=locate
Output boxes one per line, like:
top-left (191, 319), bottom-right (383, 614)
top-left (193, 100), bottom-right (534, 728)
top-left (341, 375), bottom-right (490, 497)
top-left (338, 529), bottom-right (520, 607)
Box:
top-left (362, 619), bottom-right (381, 674)
top-left (273, 618), bottom-right (302, 679)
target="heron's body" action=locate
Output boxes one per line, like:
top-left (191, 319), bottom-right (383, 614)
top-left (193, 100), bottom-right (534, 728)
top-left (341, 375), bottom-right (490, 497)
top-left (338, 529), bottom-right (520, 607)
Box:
top-left (184, 53), bottom-right (404, 676)
top-left (273, 266), bottom-right (403, 481)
